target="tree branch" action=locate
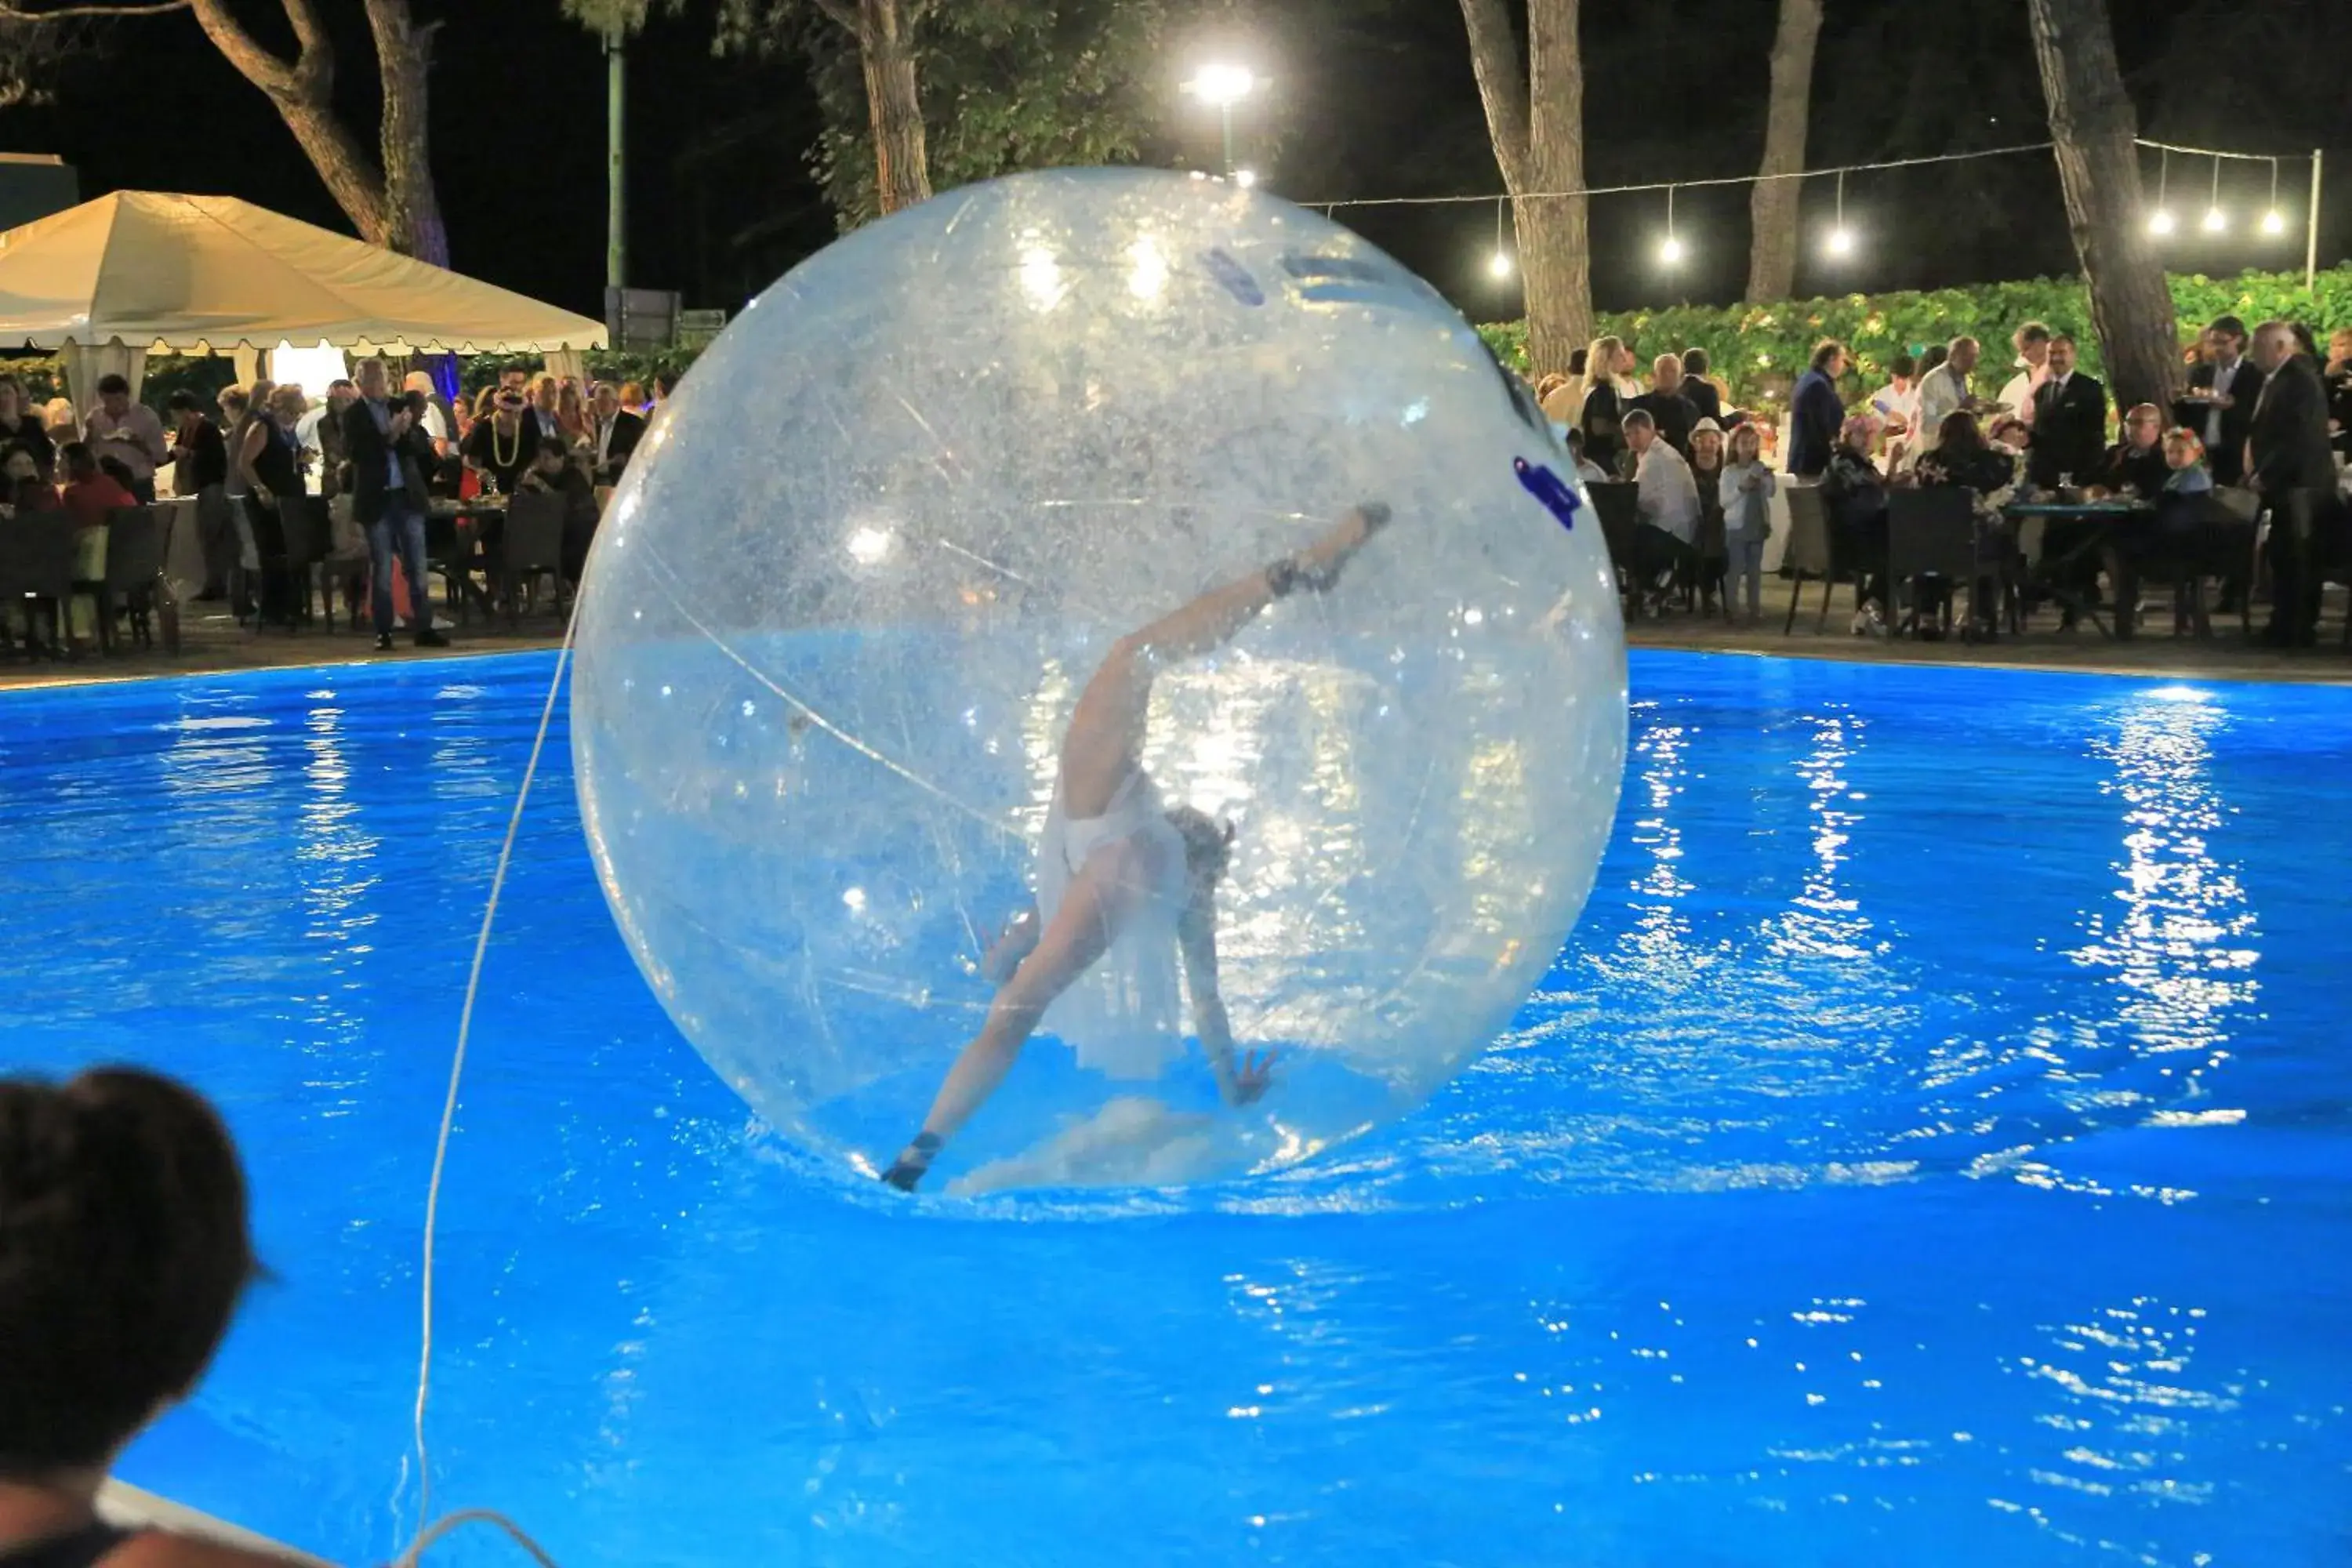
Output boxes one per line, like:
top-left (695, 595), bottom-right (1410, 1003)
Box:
top-left (0, 0), bottom-right (189, 20)
top-left (811, 0), bottom-right (855, 31)
top-left (185, 0), bottom-right (299, 96)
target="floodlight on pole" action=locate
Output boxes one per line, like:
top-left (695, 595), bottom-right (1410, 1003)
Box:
top-left (1183, 63), bottom-right (1259, 175)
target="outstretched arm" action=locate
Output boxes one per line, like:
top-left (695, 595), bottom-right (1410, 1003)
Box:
top-left (1178, 895), bottom-right (1272, 1107)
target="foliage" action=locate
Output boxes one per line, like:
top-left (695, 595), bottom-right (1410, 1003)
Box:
top-left (1475, 265), bottom-right (2352, 408)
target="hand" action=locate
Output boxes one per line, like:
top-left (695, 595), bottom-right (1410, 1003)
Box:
top-left (2210, 394), bottom-right (2234, 409)
top-left (1220, 1048), bottom-right (1279, 1107)
top-left (880, 1131), bottom-right (942, 1191)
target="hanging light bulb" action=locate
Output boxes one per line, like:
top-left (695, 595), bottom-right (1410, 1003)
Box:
top-left (1659, 185), bottom-right (1684, 267)
top-left (2259, 160), bottom-right (2287, 236)
top-left (2148, 209), bottom-right (2176, 237)
top-left (1822, 170), bottom-right (1855, 258)
top-left (2200, 155), bottom-right (2224, 232)
top-left (1487, 250), bottom-right (1514, 280)
top-left (2201, 206), bottom-right (2227, 234)
top-left (2147, 147), bottom-right (2175, 236)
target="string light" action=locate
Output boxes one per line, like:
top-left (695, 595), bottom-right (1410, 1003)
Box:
top-left (1824, 169), bottom-right (1854, 257)
top-left (1487, 196), bottom-right (1514, 280)
top-left (2147, 149), bottom-right (2175, 236)
top-left (2260, 159), bottom-right (2287, 235)
top-left (2201, 154), bottom-right (2225, 233)
top-left (1658, 185), bottom-right (1684, 267)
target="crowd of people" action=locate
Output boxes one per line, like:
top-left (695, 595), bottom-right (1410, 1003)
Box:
top-left (2, 365), bottom-right (669, 659)
top-left (1529, 314), bottom-right (2350, 646)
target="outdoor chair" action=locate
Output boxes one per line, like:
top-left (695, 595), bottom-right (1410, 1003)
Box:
top-left (0, 515), bottom-right (82, 660)
top-left (99, 506), bottom-right (165, 653)
top-left (315, 498), bottom-right (370, 633)
top-left (1886, 487), bottom-right (1983, 641)
top-left (269, 496), bottom-right (326, 633)
top-left (1585, 481), bottom-right (1644, 619)
top-left (1779, 481), bottom-right (1870, 634)
top-left (496, 490), bottom-right (568, 626)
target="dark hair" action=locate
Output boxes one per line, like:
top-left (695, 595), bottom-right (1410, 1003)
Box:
top-left (328, 378), bottom-right (355, 394)
top-left (1810, 339), bottom-right (1846, 372)
top-left (2290, 321), bottom-right (2320, 360)
top-left (1681, 347), bottom-right (1709, 376)
top-left (1918, 344), bottom-right (1949, 374)
top-left (1936, 409), bottom-right (1984, 454)
top-left (652, 373), bottom-right (677, 398)
top-left (2049, 334), bottom-right (2077, 352)
top-left (166, 390), bottom-right (203, 414)
top-left (1565, 426), bottom-right (1586, 454)
top-left (1566, 348), bottom-right (1588, 376)
top-left (1163, 806), bottom-right (1235, 888)
top-left (0, 1069), bottom-right (258, 1474)
top-left (95, 373), bottom-right (130, 397)
top-left (2014, 321), bottom-right (2052, 347)
top-left (1890, 352), bottom-right (1918, 379)
top-left (58, 441), bottom-right (96, 481)
top-left (2208, 314), bottom-right (2246, 342)
top-left (98, 455), bottom-right (136, 488)
top-left (536, 436), bottom-right (568, 461)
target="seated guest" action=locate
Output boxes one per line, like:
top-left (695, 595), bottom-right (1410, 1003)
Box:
top-left (519, 436), bottom-right (601, 586)
top-left (1624, 407), bottom-right (1700, 606)
top-left (2026, 334), bottom-right (2108, 490)
top-left (0, 1067), bottom-right (295, 1568)
top-left (2, 441), bottom-right (60, 513)
top-left (1868, 352), bottom-right (1920, 438)
top-left (58, 442), bottom-right (135, 530)
top-left (2161, 428), bottom-right (2214, 496)
top-left (1565, 426), bottom-right (1609, 485)
top-left (1788, 339), bottom-right (1848, 478)
top-left (0, 375), bottom-right (55, 477)
top-left (42, 397), bottom-right (79, 448)
top-left (1540, 350), bottom-right (1586, 427)
top-left (1820, 414), bottom-right (1889, 632)
top-left (1987, 415), bottom-right (2031, 457)
top-left (2095, 404), bottom-right (2171, 497)
top-left (2325, 328), bottom-right (2352, 459)
top-left (1632, 353), bottom-right (1699, 456)
top-left (1679, 348), bottom-right (1723, 424)
top-left (2170, 314), bottom-right (2257, 485)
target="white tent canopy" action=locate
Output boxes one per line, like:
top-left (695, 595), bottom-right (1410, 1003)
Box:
top-left (0, 191), bottom-right (607, 359)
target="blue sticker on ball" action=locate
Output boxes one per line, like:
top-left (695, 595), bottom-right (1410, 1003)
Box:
top-left (1200, 249), bottom-right (1264, 307)
top-left (1515, 457), bottom-right (1581, 530)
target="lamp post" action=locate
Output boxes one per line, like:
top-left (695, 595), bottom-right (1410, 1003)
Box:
top-left (1183, 64), bottom-right (1258, 177)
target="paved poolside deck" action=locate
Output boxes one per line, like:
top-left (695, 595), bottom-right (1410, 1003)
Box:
top-left (3, 582), bottom-right (2348, 691)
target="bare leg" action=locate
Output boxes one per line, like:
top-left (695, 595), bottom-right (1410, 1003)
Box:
top-left (1059, 503), bottom-right (1390, 817)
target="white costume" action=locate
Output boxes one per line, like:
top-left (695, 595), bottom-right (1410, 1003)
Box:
top-left (1035, 769), bottom-right (1193, 1080)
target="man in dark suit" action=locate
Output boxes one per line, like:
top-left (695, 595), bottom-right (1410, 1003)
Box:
top-left (2027, 336), bottom-right (2109, 490)
top-left (1679, 348), bottom-right (1723, 425)
top-left (343, 358), bottom-right (448, 652)
top-left (590, 381), bottom-right (646, 485)
top-left (2170, 314), bottom-right (2260, 485)
top-left (2245, 320), bottom-right (2337, 647)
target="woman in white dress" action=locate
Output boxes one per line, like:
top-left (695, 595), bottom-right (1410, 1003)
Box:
top-left (880, 502), bottom-right (1394, 1190)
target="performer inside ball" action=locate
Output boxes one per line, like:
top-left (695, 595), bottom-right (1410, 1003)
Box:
top-left (880, 503), bottom-right (1395, 1191)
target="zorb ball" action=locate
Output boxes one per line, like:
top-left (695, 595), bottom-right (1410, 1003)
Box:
top-left (572, 168), bottom-right (1624, 1196)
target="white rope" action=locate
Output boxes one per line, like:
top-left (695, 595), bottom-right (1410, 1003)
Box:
top-left (411, 599), bottom-right (582, 1537)
top-left (394, 1508), bottom-right (563, 1568)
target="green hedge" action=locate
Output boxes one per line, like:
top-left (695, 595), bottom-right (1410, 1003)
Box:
top-left (457, 349), bottom-right (700, 397)
top-left (1476, 265), bottom-right (2352, 408)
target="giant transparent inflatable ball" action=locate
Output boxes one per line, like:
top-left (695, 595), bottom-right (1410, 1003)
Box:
top-left (572, 167), bottom-right (1625, 1197)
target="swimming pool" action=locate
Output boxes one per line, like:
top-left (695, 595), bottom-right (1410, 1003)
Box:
top-left (3, 650), bottom-right (2347, 1566)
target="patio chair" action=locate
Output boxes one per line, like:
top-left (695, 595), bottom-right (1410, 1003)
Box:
top-left (0, 515), bottom-right (81, 659)
top-left (1586, 481), bottom-right (1644, 619)
top-left (268, 496), bottom-right (326, 633)
top-left (1886, 487), bottom-right (1982, 640)
top-left (497, 490), bottom-right (568, 626)
top-left (100, 506), bottom-right (165, 652)
top-left (1779, 482), bottom-right (1873, 634)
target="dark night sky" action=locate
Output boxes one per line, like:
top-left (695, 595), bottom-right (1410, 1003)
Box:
top-left (1, 0), bottom-right (2344, 325)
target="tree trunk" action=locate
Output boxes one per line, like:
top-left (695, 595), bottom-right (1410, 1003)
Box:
top-left (366, 0), bottom-right (448, 266)
top-left (1459, 0), bottom-right (1591, 374)
top-left (2027, 0), bottom-right (2179, 412)
top-left (1745, 0), bottom-right (1821, 303)
top-left (190, 0), bottom-right (395, 248)
top-left (857, 0), bottom-right (931, 215)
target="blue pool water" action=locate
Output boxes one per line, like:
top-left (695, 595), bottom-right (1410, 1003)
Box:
top-left (3, 650), bottom-right (2349, 1566)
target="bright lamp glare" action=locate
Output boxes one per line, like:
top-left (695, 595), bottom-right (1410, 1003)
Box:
top-left (1659, 234), bottom-right (1686, 266)
top-left (1232, 168), bottom-right (1258, 189)
top-left (2201, 206), bottom-right (2227, 234)
top-left (2147, 209), bottom-right (2176, 236)
top-left (1487, 250), bottom-right (1513, 280)
top-left (1825, 227), bottom-right (1855, 257)
top-left (2261, 209), bottom-right (2288, 236)
top-left (1185, 64), bottom-right (1257, 107)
